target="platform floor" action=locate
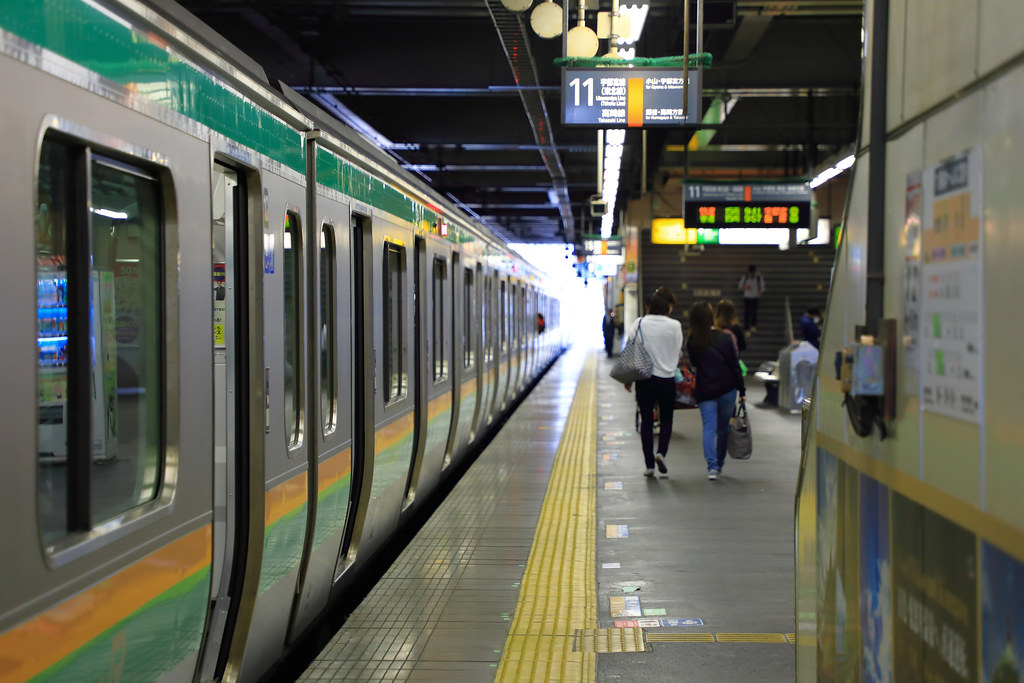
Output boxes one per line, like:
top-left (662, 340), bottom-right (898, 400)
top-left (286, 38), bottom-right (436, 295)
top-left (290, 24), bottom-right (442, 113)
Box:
top-left (297, 344), bottom-right (801, 682)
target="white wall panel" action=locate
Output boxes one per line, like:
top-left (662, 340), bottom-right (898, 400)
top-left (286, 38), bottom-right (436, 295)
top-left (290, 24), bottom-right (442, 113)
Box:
top-left (980, 63), bottom-right (1024, 524)
top-left (979, 0), bottom-right (1024, 75)
top-left (886, 0), bottom-right (908, 130)
top-left (921, 90), bottom-right (983, 168)
top-left (879, 124), bottom-right (924, 473)
top-left (902, 0), bottom-right (979, 120)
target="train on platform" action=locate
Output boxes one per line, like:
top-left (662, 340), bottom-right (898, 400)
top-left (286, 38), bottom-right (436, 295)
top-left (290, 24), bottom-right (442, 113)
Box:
top-left (0, 1), bottom-right (567, 680)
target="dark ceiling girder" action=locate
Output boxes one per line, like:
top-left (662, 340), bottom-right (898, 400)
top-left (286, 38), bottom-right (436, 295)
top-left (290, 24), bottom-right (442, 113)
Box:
top-left (483, 0), bottom-right (574, 243)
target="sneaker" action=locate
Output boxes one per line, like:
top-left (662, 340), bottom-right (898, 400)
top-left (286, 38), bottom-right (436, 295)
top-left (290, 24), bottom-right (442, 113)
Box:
top-left (654, 454), bottom-right (668, 474)
top-left (707, 470), bottom-right (719, 481)
top-left (644, 469), bottom-right (655, 478)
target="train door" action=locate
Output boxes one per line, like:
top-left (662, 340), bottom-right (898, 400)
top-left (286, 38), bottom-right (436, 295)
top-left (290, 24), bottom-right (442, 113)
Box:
top-left (334, 213), bottom-right (373, 575)
top-left (199, 160), bottom-right (264, 682)
top-left (450, 261), bottom-right (479, 459)
top-left (404, 236), bottom-right (429, 509)
top-left (405, 239), bottom-right (454, 505)
top-left (287, 169), bottom-right (353, 641)
top-left (234, 171), bottom-right (312, 682)
top-left (493, 277), bottom-right (510, 414)
top-left (442, 251), bottom-right (462, 469)
top-left (338, 217), bottom-right (417, 564)
top-left (475, 268), bottom-right (495, 431)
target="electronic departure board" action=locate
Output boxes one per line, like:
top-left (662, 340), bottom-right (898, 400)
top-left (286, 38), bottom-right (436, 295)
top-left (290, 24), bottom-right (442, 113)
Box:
top-left (683, 183), bottom-right (812, 230)
top-left (562, 67), bottom-right (701, 127)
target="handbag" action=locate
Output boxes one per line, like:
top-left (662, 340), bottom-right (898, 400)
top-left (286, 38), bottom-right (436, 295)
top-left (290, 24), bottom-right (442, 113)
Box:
top-left (610, 318), bottom-right (653, 384)
top-left (674, 364), bottom-right (697, 408)
top-left (727, 400), bottom-right (752, 459)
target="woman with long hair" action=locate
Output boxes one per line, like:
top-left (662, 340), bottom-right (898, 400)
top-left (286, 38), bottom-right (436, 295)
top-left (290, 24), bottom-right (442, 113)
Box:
top-left (686, 302), bottom-right (746, 480)
top-left (625, 287), bottom-right (683, 477)
top-left (714, 299), bottom-right (746, 354)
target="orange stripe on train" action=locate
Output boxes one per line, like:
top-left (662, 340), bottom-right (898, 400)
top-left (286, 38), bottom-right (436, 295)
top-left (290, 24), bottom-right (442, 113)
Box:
top-left (0, 525), bottom-right (211, 681)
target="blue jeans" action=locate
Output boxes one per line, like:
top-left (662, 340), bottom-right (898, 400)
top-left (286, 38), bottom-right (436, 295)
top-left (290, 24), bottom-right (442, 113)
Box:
top-left (698, 390), bottom-right (737, 472)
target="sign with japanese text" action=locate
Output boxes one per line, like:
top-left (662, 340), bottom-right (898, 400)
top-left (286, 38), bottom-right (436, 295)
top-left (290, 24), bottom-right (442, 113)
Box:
top-left (562, 67), bottom-right (701, 127)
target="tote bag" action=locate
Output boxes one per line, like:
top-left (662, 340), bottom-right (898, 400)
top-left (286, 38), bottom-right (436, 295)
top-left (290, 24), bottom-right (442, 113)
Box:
top-left (610, 318), bottom-right (654, 384)
top-left (727, 401), bottom-right (752, 459)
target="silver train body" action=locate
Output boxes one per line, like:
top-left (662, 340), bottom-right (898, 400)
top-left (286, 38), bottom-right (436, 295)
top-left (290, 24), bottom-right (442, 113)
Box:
top-left (0, 1), bottom-right (567, 680)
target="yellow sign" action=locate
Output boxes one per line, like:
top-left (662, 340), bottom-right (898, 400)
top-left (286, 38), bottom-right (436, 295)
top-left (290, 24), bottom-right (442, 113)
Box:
top-left (652, 218), bottom-right (697, 244)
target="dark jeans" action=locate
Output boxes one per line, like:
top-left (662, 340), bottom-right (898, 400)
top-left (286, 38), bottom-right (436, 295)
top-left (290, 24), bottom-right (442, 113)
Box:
top-left (743, 297), bottom-right (760, 328)
top-left (635, 376), bottom-right (676, 470)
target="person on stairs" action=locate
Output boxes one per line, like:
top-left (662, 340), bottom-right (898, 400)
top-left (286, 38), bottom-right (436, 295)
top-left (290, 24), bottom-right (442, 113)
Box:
top-left (738, 264), bottom-right (765, 331)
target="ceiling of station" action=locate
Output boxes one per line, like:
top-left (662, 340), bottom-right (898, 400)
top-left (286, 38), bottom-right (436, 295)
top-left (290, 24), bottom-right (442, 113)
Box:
top-left (174, 0), bottom-right (865, 244)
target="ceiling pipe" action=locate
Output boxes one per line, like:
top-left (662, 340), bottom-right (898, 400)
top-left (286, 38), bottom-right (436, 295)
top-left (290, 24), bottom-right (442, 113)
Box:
top-left (485, 0), bottom-right (575, 243)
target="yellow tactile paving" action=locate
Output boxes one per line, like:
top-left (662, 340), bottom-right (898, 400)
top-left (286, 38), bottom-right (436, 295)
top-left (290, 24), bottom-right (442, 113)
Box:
top-left (646, 633), bottom-right (716, 643)
top-left (495, 353), bottom-right (599, 682)
top-left (574, 628), bottom-right (646, 653)
top-left (715, 633), bottom-right (789, 643)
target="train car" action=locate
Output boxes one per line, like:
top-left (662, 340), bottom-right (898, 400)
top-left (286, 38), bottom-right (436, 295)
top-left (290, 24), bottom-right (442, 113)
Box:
top-left (796, 1), bottom-right (1024, 680)
top-left (0, 1), bottom-right (568, 681)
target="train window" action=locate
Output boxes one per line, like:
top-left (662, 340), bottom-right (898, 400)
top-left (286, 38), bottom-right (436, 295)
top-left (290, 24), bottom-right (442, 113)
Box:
top-left (463, 267), bottom-right (474, 368)
top-left (432, 257), bottom-right (448, 382)
top-left (383, 242), bottom-right (406, 402)
top-left (283, 211), bottom-right (302, 449)
top-left (36, 137), bottom-right (164, 542)
top-left (320, 224), bottom-right (337, 434)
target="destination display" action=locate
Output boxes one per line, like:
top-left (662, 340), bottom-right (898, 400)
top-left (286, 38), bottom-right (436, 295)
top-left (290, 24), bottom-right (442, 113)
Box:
top-left (683, 183), bottom-right (812, 230)
top-left (562, 67), bottom-right (701, 127)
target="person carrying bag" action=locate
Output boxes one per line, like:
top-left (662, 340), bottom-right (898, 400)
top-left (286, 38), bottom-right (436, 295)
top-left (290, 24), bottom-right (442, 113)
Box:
top-left (610, 318), bottom-right (653, 384)
top-left (616, 288), bottom-right (684, 478)
top-left (727, 400), bottom-right (752, 459)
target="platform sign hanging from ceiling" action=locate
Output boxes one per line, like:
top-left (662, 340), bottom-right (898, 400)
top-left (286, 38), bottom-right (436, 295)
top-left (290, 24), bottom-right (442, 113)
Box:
top-left (683, 183), bottom-right (812, 230)
top-left (562, 67), bottom-right (702, 127)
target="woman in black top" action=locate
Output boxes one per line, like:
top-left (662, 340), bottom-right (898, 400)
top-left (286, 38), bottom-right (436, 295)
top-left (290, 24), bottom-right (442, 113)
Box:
top-left (686, 303), bottom-right (746, 480)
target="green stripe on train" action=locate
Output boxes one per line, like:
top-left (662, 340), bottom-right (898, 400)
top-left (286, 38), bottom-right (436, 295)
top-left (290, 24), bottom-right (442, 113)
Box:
top-left (30, 567), bottom-right (210, 682)
top-left (3, 1), bottom-right (453, 227)
top-left (1, 0), bottom-right (304, 173)
top-left (258, 502), bottom-right (307, 596)
top-left (313, 472), bottom-right (352, 550)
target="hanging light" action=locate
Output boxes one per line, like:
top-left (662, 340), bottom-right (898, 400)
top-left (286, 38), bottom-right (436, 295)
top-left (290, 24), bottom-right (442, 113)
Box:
top-left (500, 0), bottom-right (533, 12)
top-left (531, 1), bottom-right (563, 39)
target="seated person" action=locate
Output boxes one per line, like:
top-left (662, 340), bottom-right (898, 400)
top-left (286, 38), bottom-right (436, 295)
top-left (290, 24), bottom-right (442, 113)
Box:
top-left (799, 307), bottom-right (822, 349)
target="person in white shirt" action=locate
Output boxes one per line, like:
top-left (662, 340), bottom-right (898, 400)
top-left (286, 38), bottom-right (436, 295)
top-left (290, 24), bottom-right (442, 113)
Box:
top-left (624, 287), bottom-right (684, 477)
top-left (738, 264), bottom-right (765, 330)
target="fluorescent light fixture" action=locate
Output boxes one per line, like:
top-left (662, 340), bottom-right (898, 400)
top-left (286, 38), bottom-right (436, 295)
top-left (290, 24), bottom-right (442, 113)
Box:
top-left (91, 208), bottom-right (128, 220)
top-left (600, 129), bottom-right (627, 239)
top-left (617, 4), bottom-right (649, 45)
top-left (718, 228), bottom-right (790, 246)
top-left (809, 154), bottom-right (855, 189)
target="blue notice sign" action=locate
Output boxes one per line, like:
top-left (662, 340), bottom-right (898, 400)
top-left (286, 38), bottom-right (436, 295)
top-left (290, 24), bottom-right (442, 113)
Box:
top-left (660, 618), bottom-right (705, 627)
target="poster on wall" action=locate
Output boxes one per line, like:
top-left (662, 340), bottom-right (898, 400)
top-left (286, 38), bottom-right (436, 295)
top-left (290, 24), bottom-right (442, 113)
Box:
top-left (891, 493), bottom-right (977, 682)
top-left (817, 449), bottom-right (862, 682)
top-left (903, 171), bottom-right (923, 391)
top-left (920, 148), bottom-right (983, 423)
top-left (981, 542), bottom-right (1024, 682)
top-left (860, 476), bottom-right (892, 683)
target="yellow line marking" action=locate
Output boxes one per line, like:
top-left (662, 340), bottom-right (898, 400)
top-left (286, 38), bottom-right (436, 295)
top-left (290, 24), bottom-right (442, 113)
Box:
top-left (646, 633), bottom-right (716, 643)
top-left (716, 633), bottom-right (789, 643)
top-left (786, 633), bottom-right (796, 643)
top-left (496, 352), bottom-right (598, 682)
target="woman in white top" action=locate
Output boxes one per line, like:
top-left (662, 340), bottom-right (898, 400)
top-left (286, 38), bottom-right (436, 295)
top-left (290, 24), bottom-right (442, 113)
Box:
top-left (625, 287), bottom-right (684, 477)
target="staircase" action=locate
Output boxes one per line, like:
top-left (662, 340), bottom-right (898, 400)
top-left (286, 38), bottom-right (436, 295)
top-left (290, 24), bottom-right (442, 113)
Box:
top-left (637, 242), bottom-right (834, 370)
